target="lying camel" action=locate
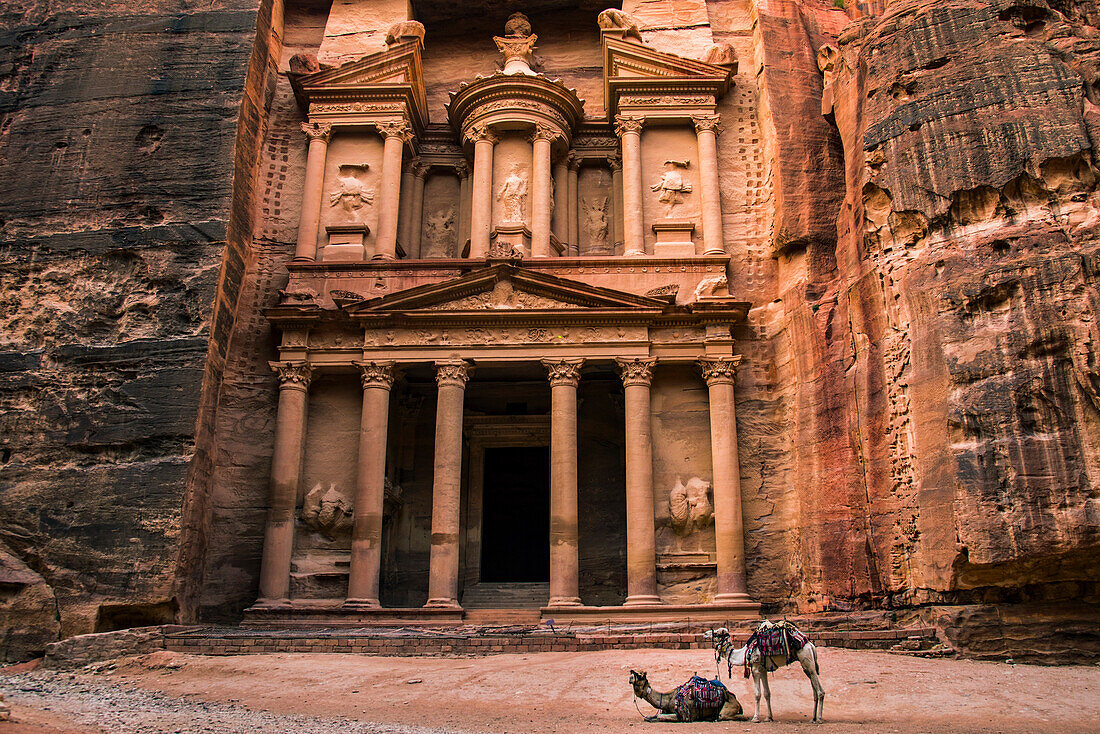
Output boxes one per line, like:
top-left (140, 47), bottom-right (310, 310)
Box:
top-left (704, 625), bottom-right (825, 723)
top-left (629, 670), bottom-right (743, 722)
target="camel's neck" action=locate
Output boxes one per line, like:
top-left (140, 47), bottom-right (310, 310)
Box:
top-left (642, 685), bottom-right (674, 712)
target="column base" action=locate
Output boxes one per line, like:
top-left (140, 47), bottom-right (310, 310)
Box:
top-left (547, 596), bottom-right (583, 607)
top-left (714, 592), bottom-right (754, 604)
top-left (702, 247), bottom-right (727, 256)
top-left (423, 598), bottom-right (463, 610)
top-left (624, 248), bottom-right (646, 257)
top-left (371, 253), bottom-right (396, 260)
top-left (623, 595), bottom-right (664, 606)
top-left (342, 598), bottom-right (380, 610)
top-left (290, 256), bottom-right (316, 263)
top-left (250, 597), bottom-right (292, 610)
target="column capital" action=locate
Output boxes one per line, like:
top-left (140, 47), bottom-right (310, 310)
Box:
top-left (616, 357), bottom-right (656, 387)
top-left (614, 114), bottom-right (645, 137)
top-left (465, 123), bottom-right (498, 145)
top-left (566, 152), bottom-right (582, 171)
top-left (530, 123), bottom-right (562, 144)
top-left (454, 160), bottom-right (470, 179)
top-left (301, 121), bottom-right (333, 143)
top-left (270, 361), bottom-right (313, 389)
top-left (354, 360), bottom-right (396, 389)
top-left (608, 155), bottom-right (622, 173)
top-left (697, 356), bottom-right (743, 386)
top-left (543, 358), bottom-right (584, 387)
top-left (692, 114), bottom-right (722, 135)
top-left (376, 119), bottom-right (412, 141)
top-left (411, 159), bottom-right (431, 179)
top-left (435, 359), bottom-right (471, 387)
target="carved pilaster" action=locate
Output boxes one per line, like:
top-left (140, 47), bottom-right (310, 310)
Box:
top-left (355, 361), bottom-right (396, 389)
top-left (435, 360), bottom-right (471, 387)
top-left (301, 122), bottom-right (333, 143)
top-left (543, 358), bottom-right (584, 387)
top-left (692, 114), bottom-right (722, 135)
top-left (616, 357), bottom-right (656, 387)
top-left (698, 356), bottom-right (742, 386)
top-left (614, 115), bottom-right (644, 137)
top-left (270, 361), bottom-right (313, 390)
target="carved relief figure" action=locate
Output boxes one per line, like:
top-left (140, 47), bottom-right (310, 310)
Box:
top-left (497, 166), bottom-right (529, 223)
top-left (329, 164), bottom-right (374, 221)
top-left (301, 483), bottom-right (353, 539)
top-left (423, 205), bottom-right (456, 258)
top-left (597, 8), bottom-right (644, 42)
top-left (669, 477), bottom-right (714, 536)
top-left (692, 273), bottom-right (729, 301)
top-left (495, 12), bottom-right (538, 75)
top-left (582, 196), bottom-right (609, 243)
top-left (651, 160), bottom-right (692, 216)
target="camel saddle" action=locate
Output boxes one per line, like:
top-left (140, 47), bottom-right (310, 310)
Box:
top-left (673, 675), bottom-right (728, 720)
top-left (744, 621), bottom-right (809, 676)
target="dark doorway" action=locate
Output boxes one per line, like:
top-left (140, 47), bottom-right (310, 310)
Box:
top-left (480, 446), bottom-right (550, 582)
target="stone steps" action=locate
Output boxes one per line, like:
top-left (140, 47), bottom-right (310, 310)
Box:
top-left (461, 582), bottom-right (549, 609)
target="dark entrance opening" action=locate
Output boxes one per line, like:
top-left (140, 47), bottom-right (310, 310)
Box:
top-left (480, 446), bottom-right (550, 582)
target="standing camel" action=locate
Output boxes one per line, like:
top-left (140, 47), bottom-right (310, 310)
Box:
top-left (704, 625), bottom-right (825, 723)
top-left (629, 670), bottom-right (743, 722)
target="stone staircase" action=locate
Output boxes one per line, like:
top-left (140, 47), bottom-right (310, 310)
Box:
top-left (461, 582), bottom-right (549, 609)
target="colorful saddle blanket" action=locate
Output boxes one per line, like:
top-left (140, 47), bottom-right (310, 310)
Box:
top-left (744, 622), bottom-right (809, 676)
top-left (673, 675), bottom-right (728, 720)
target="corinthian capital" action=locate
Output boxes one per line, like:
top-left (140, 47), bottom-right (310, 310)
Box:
top-left (465, 124), bottom-right (498, 145)
top-left (616, 357), bottom-right (656, 387)
top-left (435, 359), bottom-right (471, 387)
top-left (697, 356), bottom-right (742, 386)
top-left (376, 119), bottom-right (412, 141)
top-left (270, 361), bottom-right (313, 389)
top-left (692, 114), bottom-right (722, 135)
top-left (543, 358), bottom-right (584, 387)
top-left (614, 115), bottom-right (644, 137)
top-left (355, 360), bottom-right (396, 389)
top-left (301, 121), bottom-right (333, 143)
top-left (530, 123), bottom-right (562, 144)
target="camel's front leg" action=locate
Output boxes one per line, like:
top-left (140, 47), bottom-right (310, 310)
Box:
top-left (751, 671), bottom-right (762, 723)
top-left (760, 671), bottom-right (773, 722)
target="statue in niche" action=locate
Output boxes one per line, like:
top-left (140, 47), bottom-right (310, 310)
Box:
top-left (497, 166), bottom-right (528, 224)
top-left (651, 159), bottom-right (692, 216)
top-left (301, 482), bottom-right (353, 539)
top-left (423, 205), bottom-right (456, 258)
top-left (669, 477), bottom-right (714, 536)
top-left (329, 164), bottom-right (374, 221)
top-left (581, 196), bottom-right (609, 244)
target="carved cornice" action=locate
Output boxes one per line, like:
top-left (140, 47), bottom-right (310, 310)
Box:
top-left (616, 357), bottom-right (656, 387)
top-left (435, 359), bottom-right (471, 387)
top-left (692, 114), bottom-right (722, 135)
top-left (614, 115), bottom-right (644, 137)
top-left (376, 119), bottom-right (412, 141)
top-left (301, 122), bottom-right (333, 143)
top-left (543, 358), bottom-right (584, 387)
top-left (355, 360), bottom-right (396, 389)
top-left (698, 356), bottom-right (742, 386)
top-left (270, 361), bottom-right (313, 389)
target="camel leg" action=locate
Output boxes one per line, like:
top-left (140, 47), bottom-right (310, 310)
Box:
top-left (799, 645), bottom-right (825, 723)
top-left (751, 671), bottom-right (762, 723)
top-left (760, 670), bottom-right (773, 722)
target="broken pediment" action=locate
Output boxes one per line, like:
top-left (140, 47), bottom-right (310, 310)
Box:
top-left (346, 264), bottom-right (669, 315)
top-left (602, 35), bottom-right (734, 117)
top-left (291, 39), bottom-right (428, 128)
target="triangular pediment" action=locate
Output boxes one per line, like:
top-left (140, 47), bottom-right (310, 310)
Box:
top-left (346, 264), bottom-right (669, 315)
top-left (602, 35), bottom-right (732, 115)
top-left (291, 40), bottom-right (428, 127)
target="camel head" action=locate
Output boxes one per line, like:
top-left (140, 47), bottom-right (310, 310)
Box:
top-left (629, 669), bottom-right (649, 697)
top-left (705, 627), bottom-right (734, 655)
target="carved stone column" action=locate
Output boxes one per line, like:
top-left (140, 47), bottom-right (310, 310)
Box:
top-left (468, 125), bottom-right (497, 259)
top-left (693, 114), bottom-right (725, 256)
top-left (543, 358), bottom-right (584, 606)
top-left (698, 357), bottom-right (750, 601)
top-left (531, 125), bottom-right (556, 258)
top-left (615, 115), bottom-right (646, 256)
top-left (455, 162), bottom-right (470, 255)
top-left (398, 161), bottom-right (416, 257)
top-left (566, 154), bottom-right (581, 256)
top-left (609, 155), bottom-right (625, 252)
top-left (616, 358), bottom-right (661, 606)
top-left (295, 122), bottom-right (332, 261)
top-left (425, 360), bottom-right (471, 608)
top-left (345, 361), bottom-right (396, 609)
top-left (409, 160), bottom-right (429, 259)
top-left (375, 120), bottom-right (409, 259)
top-left (257, 361), bottom-right (313, 604)
top-left (552, 157), bottom-right (569, 247)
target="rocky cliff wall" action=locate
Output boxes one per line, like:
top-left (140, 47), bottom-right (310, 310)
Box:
top-left (0, 0), bottom-right (270, 660)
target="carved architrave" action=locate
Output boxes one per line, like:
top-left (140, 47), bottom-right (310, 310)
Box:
top-left (435, 360), bottom-right (471, 387)
top-left (616, 357), bottom-right (656, 387)
top-left (614, 115), bottom-right (644, 137)
top-left (301, 121), bottom-right (333, 143)
top-left (309, 102), bottom-right (405, 115)
top-left (620, 95), bottom-right (716, 108)
top-left (543, 358), bottom-right (584, 387)
top-left (271, 361), bottom-right (313, 389)
top-left (698, 356), bottom-right (742, 386)
top-left (355, 360), bottom-right (396, 390)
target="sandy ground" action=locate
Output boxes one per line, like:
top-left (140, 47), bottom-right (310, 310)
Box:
top-left (2, 647), bottom-right (1099, 734)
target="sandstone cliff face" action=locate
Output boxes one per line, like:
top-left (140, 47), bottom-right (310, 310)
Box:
top-left (0, 0), bottom-right (265, 660)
